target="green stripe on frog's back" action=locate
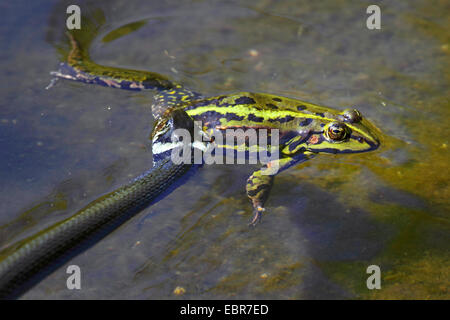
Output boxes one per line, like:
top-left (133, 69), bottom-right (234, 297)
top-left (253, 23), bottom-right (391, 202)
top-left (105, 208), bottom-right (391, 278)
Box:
top-left (184, 92), bottom-right (338, 131)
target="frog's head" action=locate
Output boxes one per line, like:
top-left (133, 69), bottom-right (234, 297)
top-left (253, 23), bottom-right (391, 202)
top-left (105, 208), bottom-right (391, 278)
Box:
top-left (305, 108), bottom-right (380, 154)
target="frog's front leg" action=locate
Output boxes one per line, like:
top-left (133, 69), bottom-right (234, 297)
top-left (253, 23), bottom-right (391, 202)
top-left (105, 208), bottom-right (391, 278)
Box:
top-left (246, 171), bottom-right (274, 226)
top-left (246, 152), bottom-right (315, 226)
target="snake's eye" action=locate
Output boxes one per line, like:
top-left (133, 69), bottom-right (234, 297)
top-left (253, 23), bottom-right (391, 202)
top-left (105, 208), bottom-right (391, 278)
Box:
top-left (342, 109), bottom-right (362, 123)
top-left (324, 122), bottom-right (350, 141)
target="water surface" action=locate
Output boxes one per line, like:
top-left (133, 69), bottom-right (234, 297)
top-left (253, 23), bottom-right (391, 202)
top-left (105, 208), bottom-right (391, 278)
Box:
top-left (0, 0), bottom-right (448, 299)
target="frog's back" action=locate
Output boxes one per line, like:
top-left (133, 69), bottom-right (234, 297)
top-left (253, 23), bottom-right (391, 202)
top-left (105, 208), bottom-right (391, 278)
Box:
top-left (184, 92), bottom-right (338, 131)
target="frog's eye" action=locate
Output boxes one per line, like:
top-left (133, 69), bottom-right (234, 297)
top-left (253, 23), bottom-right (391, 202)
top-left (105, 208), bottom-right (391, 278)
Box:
top-left (324, 122), bottom-right (350, 142)
top-left (342, 109), bottom-right (362, 123)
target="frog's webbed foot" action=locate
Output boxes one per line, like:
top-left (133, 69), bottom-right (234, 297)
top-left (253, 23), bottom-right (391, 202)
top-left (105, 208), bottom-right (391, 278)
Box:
top-left (246, 171), bottom-right (274, 227)
top-left (249, 206), bottom-right (265, 227)
top-left (245, 153), bottom-right (315, 226)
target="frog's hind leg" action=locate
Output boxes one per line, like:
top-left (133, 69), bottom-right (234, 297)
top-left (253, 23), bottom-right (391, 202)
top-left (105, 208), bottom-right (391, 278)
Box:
top-left (50, 26), bottom-right (183, 95)
top-left (151, 88), bottom-right (202, 119)
top-left (246, 152), bottom-right (315, 226)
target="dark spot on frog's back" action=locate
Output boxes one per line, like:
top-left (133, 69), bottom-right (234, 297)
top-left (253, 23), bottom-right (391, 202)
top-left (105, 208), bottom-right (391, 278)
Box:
top-left (266, 103), bottom-right (278, 109)
top-left (187, 98), bottom-right (216, 109)
top-left (248, 113), bottom-right (265, 122)
top-left (235, 96), bottom-right (256, 105)
top-left (300, 118), bottom-right (313, 126)
top-left (268, 115), bottom-right (295, 124)
top-left (272, 97), bottom-right (282, 102)
top-left (225, 112), bottom-right (245, 122)
top-left (316, 112), bottom-right (325, 117)
top-left (199, 110), bottom-right (244, 122)
top-left (297, 105), bottom-right (306, 111)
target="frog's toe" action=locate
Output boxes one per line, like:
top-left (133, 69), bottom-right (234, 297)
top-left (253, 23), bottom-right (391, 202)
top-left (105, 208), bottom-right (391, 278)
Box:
top-left (248, 206), bottom-right (265, 227)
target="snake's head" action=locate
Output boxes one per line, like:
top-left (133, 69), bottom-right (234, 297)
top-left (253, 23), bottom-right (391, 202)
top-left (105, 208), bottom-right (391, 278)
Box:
top-left (151, 109), bottom-right (209, 164)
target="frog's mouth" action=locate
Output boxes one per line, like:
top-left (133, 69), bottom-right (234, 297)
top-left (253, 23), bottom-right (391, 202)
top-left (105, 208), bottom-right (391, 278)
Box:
top-left (304, 136), bottom-right (379, 154)
top-left (355, 118), bottom-right (381, 150)
top-left (347, 133), bottom-right (380, 153)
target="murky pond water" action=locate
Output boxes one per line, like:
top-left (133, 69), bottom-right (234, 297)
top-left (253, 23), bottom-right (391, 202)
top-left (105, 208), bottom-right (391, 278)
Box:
top-left (0, 0), bottom-right (448, 299)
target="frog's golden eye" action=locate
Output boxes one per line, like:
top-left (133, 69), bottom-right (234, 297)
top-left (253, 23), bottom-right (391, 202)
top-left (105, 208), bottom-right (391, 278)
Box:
top-left (324, 122), bottom-right (350, 141)
top-left (342, 109), bottom-right (362, 123)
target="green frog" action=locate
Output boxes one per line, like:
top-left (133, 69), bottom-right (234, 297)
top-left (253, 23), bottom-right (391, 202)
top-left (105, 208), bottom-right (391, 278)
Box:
top-left (51, 30), bottom-right (380, 225)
